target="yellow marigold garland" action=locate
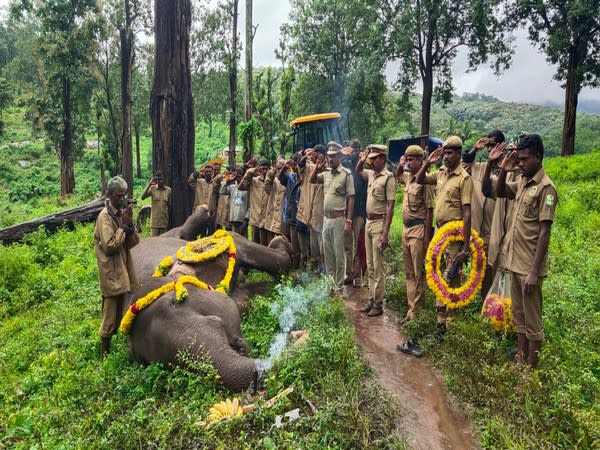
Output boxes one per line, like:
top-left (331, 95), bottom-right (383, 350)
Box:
top-left (176, 229), bottom-right (233, 264)
top-left (120, 231), bottom-right (237, 334)
top-left (425, 221), bottom-right (487, 309)
top-left (481, 293), bottom-right (515, 334)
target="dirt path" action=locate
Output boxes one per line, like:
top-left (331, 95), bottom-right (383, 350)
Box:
top-left (343, 287), bottom-right (478, 450)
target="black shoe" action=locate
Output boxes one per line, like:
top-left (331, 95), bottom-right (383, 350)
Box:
top-left (427, 324), bottom-right (446, 342)
top-left (359, 301), bottom-right (374, 313)
top-left (343, 275), bottom-right (353, 285)
top-left (367, 304), bottom-right (383, 317)
top-left (397, 340), bottom-right (423, 357)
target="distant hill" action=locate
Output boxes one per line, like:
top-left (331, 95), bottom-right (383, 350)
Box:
top-left (414, 93), bottom-right (600, 156)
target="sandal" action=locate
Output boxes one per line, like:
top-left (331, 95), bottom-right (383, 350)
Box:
top-left (396, 341), bottom-right (423, 358)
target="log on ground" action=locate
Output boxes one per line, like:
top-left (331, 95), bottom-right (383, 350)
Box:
top-left (0, 197), bottom-right (106, 245)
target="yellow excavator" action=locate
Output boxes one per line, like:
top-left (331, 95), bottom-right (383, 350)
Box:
top-left (290, 112), bottom-right (344, 151)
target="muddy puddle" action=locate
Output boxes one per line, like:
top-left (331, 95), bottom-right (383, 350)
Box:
top-left (343, 287), bottom-right (478, 450)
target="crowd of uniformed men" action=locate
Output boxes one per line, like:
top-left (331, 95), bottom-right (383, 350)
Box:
top-left (141, 131), bottom-right (556, 368)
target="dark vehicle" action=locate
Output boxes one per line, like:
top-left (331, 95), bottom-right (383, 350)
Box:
top-left (290, 113), bottom-right (344, 151)
top-left (388, 135), bottom-right (443, 162)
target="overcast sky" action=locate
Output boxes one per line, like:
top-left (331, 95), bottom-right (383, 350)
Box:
top-left (2, 0), bottom-right (598, 107)
top-left (244, 1), bottom-right (600, 106)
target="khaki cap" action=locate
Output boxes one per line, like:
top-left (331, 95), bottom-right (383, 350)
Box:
top-left (443, 135), bottom-right (463, 149)
top-left (367, 144), bottom-right (387, 159)
top-left (405, 145), bottom-right (424, 157)
top-left (326, 141), bottom-right (343, 155)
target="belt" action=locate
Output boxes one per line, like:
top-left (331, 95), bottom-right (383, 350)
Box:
top-left (324, 210), bottom-right (346, 219)
top-left (367, 213), bottom-right (385, 220)
top-left (403, 218), bottom-right (425, 228)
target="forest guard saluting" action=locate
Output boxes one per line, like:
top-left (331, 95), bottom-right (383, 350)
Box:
top-left (94, 176), bottom-right (140, 360)
top-left (484, 133), bottom-right (558, 368)
top-left (416, 136), bottom-right (473, 339)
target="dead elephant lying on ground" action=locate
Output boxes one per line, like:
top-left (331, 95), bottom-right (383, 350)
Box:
top-left (123, 231), bottom-right (292, 391)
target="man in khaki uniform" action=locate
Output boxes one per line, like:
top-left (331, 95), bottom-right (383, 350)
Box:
top-left (395, 145), bottom-right (434, 321)
top-left (356, 144), bottom-right (396, 317)
top-left (416, 136), bottom-right (473, 338)
top-left (485, 134), bottom-right (557, 368)
top-left (307, 151), bottom-right (326, 272)
top-left (188, 165), bottom-right (212, 211)
top-left (239, 160), bottom-right (270, 245)
top-left (94, 176), bottom-right (140, 359)
top-left (141, 170), bottom-right (172, 236)
top-left (462, 130), bottom-right (505, 295)
top-left (311, 142), bottom-right (355, 288)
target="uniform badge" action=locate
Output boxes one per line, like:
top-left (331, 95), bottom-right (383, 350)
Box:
top-left (528, 186), bottom-right (538, 196)
top-left (545, 194), bottom-right (555, 206)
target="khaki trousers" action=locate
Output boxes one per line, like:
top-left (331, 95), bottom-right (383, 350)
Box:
top-left (402, 225), bottom-right (425, 319)
top-left (344, 216), bottom-right (365, 281)
top-left (99, 294), bottom-right (127, 338)
top-left (151, 227), bottom-right (166, 237)
top-left (511, 272), bottom-right (544, 341)
top-left (323, 216), bottom-right (346, 287)
top-left (289, 225), bottom-right (310, 268)
top-left (436, 240), bottom-right (461, 324)
top-left (365, 219), bottom-right (385, 305)
top-left (310, 229), bottom-right (323, 271)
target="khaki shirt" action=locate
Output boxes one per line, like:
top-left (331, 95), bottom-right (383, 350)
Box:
top-left (316, 165), bottom-right (355, 213)
top-left (501, 167), bottom-right (557, 277)
top-left (462, 161), bottom-right (496, 249)
top-left (239, 168), bottom-right (268, 227)
top-left (423, 165), bottom-right (473, 225)
top-left (188, 174), bottom-right (210, 211)
top-left (361, 168), bottom-right (396, 216)
top-left (399, 171), bottom-right (433, 239)
top-left (308, 183), bottom-right (324, 232)
top-left (296, 161), bottom-right (316, 225)
top-left (148, 185), bottom-right (171, 229)
top-left (215, 180), bottom-right (231, 228)
top-left (94, 201), bottom-right (140, 297)
top-left (265, 177), bottom-right (287, 234)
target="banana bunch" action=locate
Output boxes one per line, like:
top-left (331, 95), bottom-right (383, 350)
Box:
top-left (207, 397), bottom-right (243, 424)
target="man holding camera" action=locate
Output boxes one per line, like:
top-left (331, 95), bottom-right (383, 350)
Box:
top-left (141, 170), bottom-right (171, 236)
top-left (94, 176), bottom-right (140, 359)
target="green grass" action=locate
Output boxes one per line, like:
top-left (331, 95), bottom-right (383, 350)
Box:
top-left (386, 150), bottom-right (600, 448)
top-left (0, 226), bottom-right (405, 448)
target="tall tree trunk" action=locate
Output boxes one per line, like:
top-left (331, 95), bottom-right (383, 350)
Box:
top-left (420, 28), bottom-right (435, 140)
top-left (244, 0), bottom-right (254, 157)
top-left (98, 117), bottom-right (106, 194)
top-left (135, 122), bottom-right (142, 178)
top-left (561, 48), bottom-right (579, 156)
top-left (61, 76), bottom-right (75, 195)
top-left (120, 2), bottom-right (134, 194)
top-left (228, 0), bottom-right (239, 168)
top-left (151, 0), bottom-right (195, 227)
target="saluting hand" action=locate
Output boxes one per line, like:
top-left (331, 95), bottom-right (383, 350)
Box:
top-left (473, 137), bottom-right (489, 151)
top-left (499, 150), bottom-right (518, 172)
top-left (488, 142), bottom-right (507, 163)
top-left (427, 146), bottom-right (444, 165)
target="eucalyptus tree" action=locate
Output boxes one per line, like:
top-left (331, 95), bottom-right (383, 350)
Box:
top-left (151, 0), bottom-right (195, 227)
top-left (379, 0), bottom-right (512, 138)
top-left (11, 0), bottom-right (102, 195)
top-left (509, 0), bottom-right (600, 156)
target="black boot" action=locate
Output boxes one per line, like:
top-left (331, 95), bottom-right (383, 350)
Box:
top-left (359, 300), bottom-right (374, 313)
